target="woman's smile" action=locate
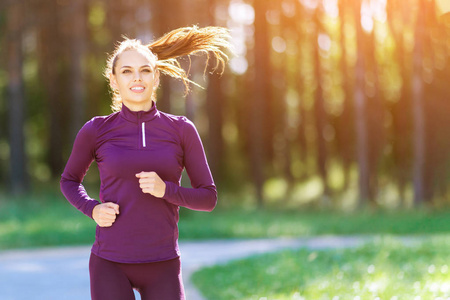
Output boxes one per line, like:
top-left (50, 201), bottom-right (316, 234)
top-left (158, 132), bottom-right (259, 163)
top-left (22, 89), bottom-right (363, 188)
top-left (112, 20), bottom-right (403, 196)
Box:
top-left (130, 85), bottom-right (145, 93)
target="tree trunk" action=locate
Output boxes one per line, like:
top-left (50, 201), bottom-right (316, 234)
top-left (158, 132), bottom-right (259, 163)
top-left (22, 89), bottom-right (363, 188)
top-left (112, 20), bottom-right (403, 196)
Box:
top-left (386, 0), bottom-right (413, 206)
top-left (278, 3), bottom-right (295, 191)
top-left (366, 28), bottom-right (384, 205)
top-left (151, 1), bottom-right (172, 113)
top-left (251, 0), bottom-right (270, 206)
top-left (337, 0), bottom-right (354, 191)
top-left (69, 0), bottom-right (87, 141)
top-left (7, 1), bottom-right (28, 194)
top-left (295, 45), bottom-right (308, 178)
top-left (312, 8), bottom-right (330, 200)
top-left (353, 0), bottom-right (370, 206)
top-left (151, 0), bottom-right (186, 114)
top-left (205, 72), bottom-right (224, 182)
top-left (412, 0), bottom-right (426, 206)
top-left (37, 0), bottom-right (67, 178)
top-left (204, 0), bottom-right (225, 183)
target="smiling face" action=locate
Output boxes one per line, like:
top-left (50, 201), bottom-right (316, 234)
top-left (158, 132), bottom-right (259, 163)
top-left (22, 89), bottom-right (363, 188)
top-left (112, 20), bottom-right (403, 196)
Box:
top-left (110, 49), bottom-right (159, 112)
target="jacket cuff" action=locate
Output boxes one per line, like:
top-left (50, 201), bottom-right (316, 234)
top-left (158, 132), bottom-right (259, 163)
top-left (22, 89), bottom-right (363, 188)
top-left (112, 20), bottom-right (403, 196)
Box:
top-left (163, 181), bottom-right (177, 200)
top-left (84, 200), bottom-right (100, 220)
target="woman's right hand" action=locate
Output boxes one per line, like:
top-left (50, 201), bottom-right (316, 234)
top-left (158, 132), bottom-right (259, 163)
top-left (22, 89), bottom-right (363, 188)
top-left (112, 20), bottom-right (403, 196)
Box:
top-left (92, 203), bottom-right (120, 227)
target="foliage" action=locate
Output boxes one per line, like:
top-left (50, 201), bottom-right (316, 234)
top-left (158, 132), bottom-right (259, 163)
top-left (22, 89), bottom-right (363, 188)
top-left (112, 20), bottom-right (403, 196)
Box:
top-left (192, 237), bottom-right (450, 299)
top-left (0, 189), bottom-right (96, 249)
top-left (179, 206), bottom-right (450, 239)
top-left (2, 188), bottom-right (450, 249)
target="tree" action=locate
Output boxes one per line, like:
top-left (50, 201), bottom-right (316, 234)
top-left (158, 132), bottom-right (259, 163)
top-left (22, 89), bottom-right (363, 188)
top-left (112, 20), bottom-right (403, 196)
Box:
top-left (204, 0), bottom-right (226, 182)
top-left (386, 0), bottom-right (413, 205)
top-left (353, 0), bottom-right (370, 206)
top-left (6, 0), bottom-right (28, 194)
top-left (251, 0), bottom-right (271, 206)
top-left (312, 5), bottom-right (330, 200)
top-left (336, 0), bottom-right (354, 191)
top-left (37, 0), bottom-right (68, 178)
top-left (68, 0), bottom-right (88, 141)
top-left (412, 0), bottom-right (427, 206)
top-left (366, 15), bottom-right (385, 205)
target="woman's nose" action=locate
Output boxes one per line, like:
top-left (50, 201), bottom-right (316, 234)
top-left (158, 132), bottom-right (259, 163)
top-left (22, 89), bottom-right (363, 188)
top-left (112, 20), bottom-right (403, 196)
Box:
top-left (133, 71), bottom-right (142, 81)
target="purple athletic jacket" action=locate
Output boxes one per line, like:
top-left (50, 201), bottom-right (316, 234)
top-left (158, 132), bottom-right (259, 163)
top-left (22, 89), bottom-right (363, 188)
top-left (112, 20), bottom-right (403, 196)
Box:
top-left (60, 102), bottom-right (217, 263)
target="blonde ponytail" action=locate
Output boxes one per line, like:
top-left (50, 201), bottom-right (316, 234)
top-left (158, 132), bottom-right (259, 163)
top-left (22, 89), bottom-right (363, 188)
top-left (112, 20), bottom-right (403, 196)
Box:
top-left (149, 25), bottom-right (231, 92)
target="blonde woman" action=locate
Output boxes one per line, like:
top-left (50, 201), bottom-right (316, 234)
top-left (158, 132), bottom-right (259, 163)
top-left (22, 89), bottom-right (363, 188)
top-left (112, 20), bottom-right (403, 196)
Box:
top-left (61, 26), bottom-right (231, 300)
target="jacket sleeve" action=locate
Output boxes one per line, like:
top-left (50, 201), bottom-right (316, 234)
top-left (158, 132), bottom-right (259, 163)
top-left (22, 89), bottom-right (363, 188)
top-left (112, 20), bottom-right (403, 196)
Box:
top-left (163, 118), bottom-right (218, 211)
top-left (60, 119), bottom-right (99, 219)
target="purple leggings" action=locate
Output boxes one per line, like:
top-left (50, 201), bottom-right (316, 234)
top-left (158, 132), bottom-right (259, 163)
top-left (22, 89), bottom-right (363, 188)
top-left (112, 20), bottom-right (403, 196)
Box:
top-left (89, 253), bottom-right (185, 300)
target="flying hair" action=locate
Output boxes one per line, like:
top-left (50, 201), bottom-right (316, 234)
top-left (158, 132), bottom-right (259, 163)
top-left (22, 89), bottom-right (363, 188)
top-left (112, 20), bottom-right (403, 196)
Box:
top-left (105, 26), bottom-right (232, 112)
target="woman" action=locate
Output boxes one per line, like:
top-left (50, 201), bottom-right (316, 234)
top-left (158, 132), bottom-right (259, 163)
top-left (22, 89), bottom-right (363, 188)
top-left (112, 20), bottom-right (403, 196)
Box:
top-left (60, 26), bottom-right (231, 300)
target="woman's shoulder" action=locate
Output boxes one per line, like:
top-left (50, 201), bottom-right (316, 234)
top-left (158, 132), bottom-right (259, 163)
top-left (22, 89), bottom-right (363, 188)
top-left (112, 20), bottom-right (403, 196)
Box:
top-left (158, 110), bottom-right (193, 127)
top-left (75, 113), bottom-right (120, 140)
top-left (158, 111), bottom-right (201, 145)
top-left (84, 112), bottom-right (120, 128)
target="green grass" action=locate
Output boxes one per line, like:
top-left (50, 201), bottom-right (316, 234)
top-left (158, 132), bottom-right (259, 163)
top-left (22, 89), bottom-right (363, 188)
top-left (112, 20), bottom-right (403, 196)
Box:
top-left (0, 191), bottom-right (96, 249)
top-left (178, 207), bottom-right (450, 239)
top-left (192, 237), bottom-right (450, 300)
top-left (2, 190), bottom-right (450, 249)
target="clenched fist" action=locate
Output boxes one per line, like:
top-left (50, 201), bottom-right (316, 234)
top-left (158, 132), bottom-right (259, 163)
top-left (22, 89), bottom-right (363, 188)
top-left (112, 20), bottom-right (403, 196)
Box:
top-left (136, 171), bottom-right (166, 198)
top-left (92, 202), bottom-right (120, 227)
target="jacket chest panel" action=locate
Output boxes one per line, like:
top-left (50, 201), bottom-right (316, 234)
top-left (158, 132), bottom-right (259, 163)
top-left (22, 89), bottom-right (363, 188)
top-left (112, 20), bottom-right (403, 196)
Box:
top-left (95, 125), bottom-right (183, 181)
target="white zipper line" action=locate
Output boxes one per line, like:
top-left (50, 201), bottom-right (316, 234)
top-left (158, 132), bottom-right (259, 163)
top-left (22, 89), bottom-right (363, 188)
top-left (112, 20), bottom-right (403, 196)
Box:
top-left (142, 122), bottom-right (146, 148)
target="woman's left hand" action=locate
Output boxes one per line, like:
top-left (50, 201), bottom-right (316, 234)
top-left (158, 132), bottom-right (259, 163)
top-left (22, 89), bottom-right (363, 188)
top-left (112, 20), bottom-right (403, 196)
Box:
top-left (135, 171), bottom-right (166, 198)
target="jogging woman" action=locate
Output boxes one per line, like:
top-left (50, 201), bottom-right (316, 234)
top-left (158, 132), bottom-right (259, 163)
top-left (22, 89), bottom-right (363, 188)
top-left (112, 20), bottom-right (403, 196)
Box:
top-left (60, 26), bottom-right (231, 300)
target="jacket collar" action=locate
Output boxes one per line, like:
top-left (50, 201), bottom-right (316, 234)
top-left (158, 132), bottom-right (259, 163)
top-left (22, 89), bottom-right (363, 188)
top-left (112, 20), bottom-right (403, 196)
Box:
top-left (119, 102), bottom-right (160, 123)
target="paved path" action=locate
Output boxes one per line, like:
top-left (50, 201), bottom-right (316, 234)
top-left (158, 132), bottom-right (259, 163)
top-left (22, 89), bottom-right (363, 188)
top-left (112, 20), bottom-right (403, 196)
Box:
top-left (0, 236), bottom-right (420, 300)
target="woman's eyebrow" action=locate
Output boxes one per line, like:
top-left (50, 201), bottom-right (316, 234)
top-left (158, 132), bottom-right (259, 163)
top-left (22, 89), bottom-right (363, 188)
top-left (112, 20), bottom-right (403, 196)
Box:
top-left (120, 65), bottom-right (152, 69)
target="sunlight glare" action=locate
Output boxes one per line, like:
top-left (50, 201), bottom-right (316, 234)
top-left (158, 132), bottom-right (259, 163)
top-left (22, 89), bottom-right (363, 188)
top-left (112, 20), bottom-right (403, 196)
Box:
top-left (272, 36), bottom-right (287, 53)
top-left (323, 0), bottom-right (339, 18)
top-left (228, 0), bottom-right (254, 25)
top-left (361, 0), bottom-right (374, 33)
top-left (229, 26), bottom-right (247, 55)
top-left (372, 0), bottom-right (387, 23)
top-left (437, 0), bottom-right (450, 14)
top-left (230, 57), bottom-right (248, 75)
top-left (227, 0), bottom-right (253, 75)
top-left (318, 33), bottom-right (331, 52)
top-left (282, 1), bottom-right (296, 18)
top-left (300, 0), bottom-right (319, 11)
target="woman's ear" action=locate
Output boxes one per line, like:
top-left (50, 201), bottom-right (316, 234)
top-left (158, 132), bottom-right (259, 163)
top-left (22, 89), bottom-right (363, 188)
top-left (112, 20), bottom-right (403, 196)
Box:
top-left (109, 73), bottom-right (118, 90)
top-left (154, 70), bottom-right (160, 90)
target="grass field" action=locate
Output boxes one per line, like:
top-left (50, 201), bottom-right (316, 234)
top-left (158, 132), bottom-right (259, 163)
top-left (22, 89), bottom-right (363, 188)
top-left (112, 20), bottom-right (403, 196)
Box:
top-left (192, 237), bottom-right (450, 299)
top-left (1, 190), bottom-right (450, 249)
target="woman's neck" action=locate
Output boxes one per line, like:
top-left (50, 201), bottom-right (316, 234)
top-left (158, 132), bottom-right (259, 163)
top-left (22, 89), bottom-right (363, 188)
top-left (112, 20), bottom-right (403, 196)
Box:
top-left (122, 100), bottom-right (153, 112)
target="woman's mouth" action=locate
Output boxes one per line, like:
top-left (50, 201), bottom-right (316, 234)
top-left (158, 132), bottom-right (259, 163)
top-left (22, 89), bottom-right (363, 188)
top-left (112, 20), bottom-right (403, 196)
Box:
top-left (130, 86), bottom-right (145, 93)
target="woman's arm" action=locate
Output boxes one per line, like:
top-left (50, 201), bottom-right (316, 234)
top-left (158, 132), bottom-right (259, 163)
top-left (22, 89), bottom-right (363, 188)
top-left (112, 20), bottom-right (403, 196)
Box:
top-left (60, 120), bottom-right (100, 219)
top-left (136, 118), bottom-right (217, 211)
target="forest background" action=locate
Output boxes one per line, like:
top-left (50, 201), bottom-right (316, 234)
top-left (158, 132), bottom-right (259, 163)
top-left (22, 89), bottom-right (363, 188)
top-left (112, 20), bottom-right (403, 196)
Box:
top-left (1, 0), bottom-right (450, 210)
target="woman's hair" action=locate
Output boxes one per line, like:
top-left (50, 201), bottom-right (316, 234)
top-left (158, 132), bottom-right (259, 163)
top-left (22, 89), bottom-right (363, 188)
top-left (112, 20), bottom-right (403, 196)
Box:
top-left (105, 26), bottom-right (232, 112)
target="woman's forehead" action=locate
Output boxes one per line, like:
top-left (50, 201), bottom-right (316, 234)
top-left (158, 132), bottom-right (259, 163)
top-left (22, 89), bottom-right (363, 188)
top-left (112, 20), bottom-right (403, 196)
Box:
top-left (116, 49), bottom-right (156, 68)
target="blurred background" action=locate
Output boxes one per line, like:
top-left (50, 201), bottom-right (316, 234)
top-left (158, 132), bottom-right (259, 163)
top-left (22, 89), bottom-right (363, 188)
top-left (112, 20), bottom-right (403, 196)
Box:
top-left (1, 0), bottom-right (450, 210)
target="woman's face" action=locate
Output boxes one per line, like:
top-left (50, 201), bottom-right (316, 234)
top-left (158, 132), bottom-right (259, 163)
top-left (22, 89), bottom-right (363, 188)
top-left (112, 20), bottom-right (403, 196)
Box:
top-left (110, 49), bottom-right (159, 111)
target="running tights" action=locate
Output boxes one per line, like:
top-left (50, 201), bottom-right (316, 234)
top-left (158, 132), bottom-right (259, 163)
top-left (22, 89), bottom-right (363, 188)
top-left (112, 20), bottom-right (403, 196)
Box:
top-left (89, 253), bottom-right (185, 300)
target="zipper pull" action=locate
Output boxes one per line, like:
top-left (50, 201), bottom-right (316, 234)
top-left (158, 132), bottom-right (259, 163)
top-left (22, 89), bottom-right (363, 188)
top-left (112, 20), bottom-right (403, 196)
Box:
top-left (142, 122), bottom-right (146, 148)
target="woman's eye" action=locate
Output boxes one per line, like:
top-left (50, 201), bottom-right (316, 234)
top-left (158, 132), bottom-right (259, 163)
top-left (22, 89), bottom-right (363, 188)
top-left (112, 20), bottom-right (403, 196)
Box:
top-left (122, 70), bottom-right (131, 74)
top-left (142, 69), bottom-right (151, 73)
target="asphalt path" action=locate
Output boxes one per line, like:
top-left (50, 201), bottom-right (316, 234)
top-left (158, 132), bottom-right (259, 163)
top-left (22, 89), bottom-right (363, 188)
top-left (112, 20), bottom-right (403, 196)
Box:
top-left (0, 236), bottom-right (411, 300)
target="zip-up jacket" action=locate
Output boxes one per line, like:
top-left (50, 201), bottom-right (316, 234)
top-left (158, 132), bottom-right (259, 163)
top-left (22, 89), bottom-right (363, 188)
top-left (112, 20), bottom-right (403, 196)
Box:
top-left (60, 103), bottom-right (217, 263)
